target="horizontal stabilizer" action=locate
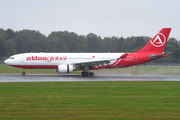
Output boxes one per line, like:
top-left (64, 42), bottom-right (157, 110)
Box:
top-left (149, 52), bottom-right (173, 59)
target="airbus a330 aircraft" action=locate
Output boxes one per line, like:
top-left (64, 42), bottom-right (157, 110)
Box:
top-left (4, 28), bottom-right (171, 76)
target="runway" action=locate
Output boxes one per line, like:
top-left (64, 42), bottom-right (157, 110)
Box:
top-left (0, 74), bottom-right (180, 82)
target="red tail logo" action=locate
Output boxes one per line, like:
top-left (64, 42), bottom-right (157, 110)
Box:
top-left (150, 33), bottom-right (166, 47)
top-left (135, 28), bottom-right (171, 53)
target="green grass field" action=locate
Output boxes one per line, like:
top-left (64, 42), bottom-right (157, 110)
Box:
top-left (1, 65), bottom-right (180, 119)
top-left (0, 82), bottom-right (180, 120)
top-left (1, 64), bottom-right (180, 75)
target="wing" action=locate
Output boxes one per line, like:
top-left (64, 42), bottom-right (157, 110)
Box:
top-left (72, 53), bottom-right (128, 68)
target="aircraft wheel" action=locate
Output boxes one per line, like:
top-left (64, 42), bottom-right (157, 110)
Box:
top-left (84, 72), bottom-right (88, 76)
top-left (81, 72), bottom-right (85, 76)
top-left (89, 72), bottom-right (94, 76)
top-left (22, 72), bottom-right (26, 75)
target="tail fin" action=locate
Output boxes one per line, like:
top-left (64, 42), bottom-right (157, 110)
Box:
top-left (136, 28), bottom-right (172, 53)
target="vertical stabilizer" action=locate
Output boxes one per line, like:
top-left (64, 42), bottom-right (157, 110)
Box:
top-left (136, 28), bottom-right (172, 53)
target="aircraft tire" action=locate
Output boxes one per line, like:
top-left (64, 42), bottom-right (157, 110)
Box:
top-left (89, 72), bottom-right (94, 76)
top-left (84, 72), bottom-right (88, 76)
top-left (81, 72), bottom-right (84, 76)
top-left (22, 72), bottom-right (26, 75)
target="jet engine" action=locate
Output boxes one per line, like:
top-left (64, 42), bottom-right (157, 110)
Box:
top-left (56, 65), bottom-right (75, 73)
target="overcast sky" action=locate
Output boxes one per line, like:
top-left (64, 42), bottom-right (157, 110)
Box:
top-left (1, 0), bottom-right (180, 39)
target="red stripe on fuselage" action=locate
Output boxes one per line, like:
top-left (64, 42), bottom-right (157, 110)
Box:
top-left (10, 65), bottom-right (58, 69)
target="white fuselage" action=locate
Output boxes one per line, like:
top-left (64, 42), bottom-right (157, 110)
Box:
top-left (5, 53), bottom-right (124, 67)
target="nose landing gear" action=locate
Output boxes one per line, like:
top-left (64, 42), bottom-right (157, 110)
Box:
top-left (22, 68), bottom-right (26, 75)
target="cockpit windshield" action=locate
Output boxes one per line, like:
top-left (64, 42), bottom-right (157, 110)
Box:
top-left (9, 57), bottom-right (14, 59)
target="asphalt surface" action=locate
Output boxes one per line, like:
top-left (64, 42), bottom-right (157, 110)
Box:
top-left (0, 74), bottom-right (180, 82)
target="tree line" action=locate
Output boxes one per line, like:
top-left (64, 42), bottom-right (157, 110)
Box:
top-left (0, 28), bottom-right (180, 63)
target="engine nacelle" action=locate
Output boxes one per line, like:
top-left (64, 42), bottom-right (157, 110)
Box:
top-left (56, 65), bottom-right (74, 73)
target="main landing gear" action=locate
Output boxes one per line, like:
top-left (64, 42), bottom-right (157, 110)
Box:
top-left (81, 65), bottom-right (94, 76)
top-left (22, 68), bottom-right (26, 75)
top-left (81, 71), bottom-right (94, 76)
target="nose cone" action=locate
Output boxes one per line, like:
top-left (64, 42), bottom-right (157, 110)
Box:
top-left (4, 59), bottom-right (9, 65)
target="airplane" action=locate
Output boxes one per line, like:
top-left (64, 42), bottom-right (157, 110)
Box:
top-left (4, 28), bottom-right (172, 76)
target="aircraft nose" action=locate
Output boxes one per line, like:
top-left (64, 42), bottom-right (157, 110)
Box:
top-left (4, 59), bottom-right (8, 65)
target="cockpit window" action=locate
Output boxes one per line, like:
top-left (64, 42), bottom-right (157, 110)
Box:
top-left (9, 57), bottom-right (14, 59)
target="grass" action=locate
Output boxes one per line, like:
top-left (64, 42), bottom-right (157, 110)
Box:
top-left (1, 65), bottom-right (180, 119)
top-left (1, 64), bottom-right (180, 75)
top-left (0, 82), bottom-right (180, 119)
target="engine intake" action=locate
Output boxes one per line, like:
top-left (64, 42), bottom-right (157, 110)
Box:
top-left (57, 65), bottom-right (74, 73)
